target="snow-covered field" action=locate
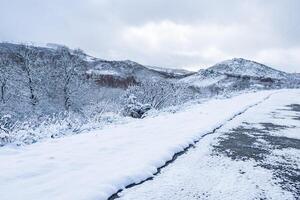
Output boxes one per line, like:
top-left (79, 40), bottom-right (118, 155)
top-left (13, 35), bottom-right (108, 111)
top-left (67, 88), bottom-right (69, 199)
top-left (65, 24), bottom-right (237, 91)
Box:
top-left (0, 90), bottom-right (296, 200)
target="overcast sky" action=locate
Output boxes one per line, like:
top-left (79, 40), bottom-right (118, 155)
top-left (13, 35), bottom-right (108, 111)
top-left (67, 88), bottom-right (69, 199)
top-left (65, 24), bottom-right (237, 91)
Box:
top-left (0, 0), bottom-right (299, 72)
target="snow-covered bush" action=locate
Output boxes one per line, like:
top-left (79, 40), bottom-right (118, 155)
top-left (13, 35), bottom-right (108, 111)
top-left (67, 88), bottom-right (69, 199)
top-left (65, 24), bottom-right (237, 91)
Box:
top-left (122, 80), bottom-right (198, 117)
top-left (122, 94), bottom-right (151, 118)
top-left (0, 115), bottom-right (14, 146)
top-left (0, 108), bottom-right (125, 146)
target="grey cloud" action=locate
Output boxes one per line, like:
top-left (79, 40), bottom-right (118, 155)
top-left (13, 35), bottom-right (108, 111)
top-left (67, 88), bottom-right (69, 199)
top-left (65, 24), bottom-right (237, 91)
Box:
top-left (0, 0), bottom-right (299, 72)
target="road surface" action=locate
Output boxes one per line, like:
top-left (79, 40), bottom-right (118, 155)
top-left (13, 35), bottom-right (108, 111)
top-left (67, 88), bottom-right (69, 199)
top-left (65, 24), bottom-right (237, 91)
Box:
top-left (118, 91), bottom-right (300, 200)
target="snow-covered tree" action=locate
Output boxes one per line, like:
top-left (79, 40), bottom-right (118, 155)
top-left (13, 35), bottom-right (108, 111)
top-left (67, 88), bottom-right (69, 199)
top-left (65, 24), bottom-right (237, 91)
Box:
top-left (123, 80), bottom-right (197, 116)
top-left (54, 46), bottom-right (87, 111)
top-left (122, 93), bottom-right (151, 118)
top-left (0, 53), bottom-right (11, 104)
top-left (14, 44), bottom-right (41, 107)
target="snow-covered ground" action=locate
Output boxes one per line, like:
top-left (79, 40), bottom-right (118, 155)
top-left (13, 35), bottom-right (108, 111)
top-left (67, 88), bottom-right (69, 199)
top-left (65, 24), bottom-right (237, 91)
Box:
top-left (0, 90), bottom-right (296, 200)
top-left (119, 89), bottom-right (300, 200)
top-left (86, 69), bottom-right (121, 76)
top-left (181, 73), bottom-right (226, 88)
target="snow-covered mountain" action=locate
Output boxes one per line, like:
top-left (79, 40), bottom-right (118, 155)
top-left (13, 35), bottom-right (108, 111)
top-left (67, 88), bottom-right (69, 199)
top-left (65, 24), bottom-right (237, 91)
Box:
top-left (86, 60), bottom-right (173, 88)
top-left (86, 59), bottom-right (196, 89)
top-left (145, 65), bottom-right (195, 78)
top-left (208, 58), bottom-right (289, 79)
top-left (182, 58), bottom-right (300, 93)
top-left (0, 42), bottom-right (198, 119)
top-left (1, 42), bottom-right (299, 120)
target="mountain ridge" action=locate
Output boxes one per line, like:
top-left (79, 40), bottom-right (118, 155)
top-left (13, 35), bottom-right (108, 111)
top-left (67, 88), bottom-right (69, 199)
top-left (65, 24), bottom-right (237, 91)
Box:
top-left (0, 42), bottom-right (299, 120)
top-left (207, 58), bottom-right (290, 79)
top-left (181, 58), bottom-right (300, 92)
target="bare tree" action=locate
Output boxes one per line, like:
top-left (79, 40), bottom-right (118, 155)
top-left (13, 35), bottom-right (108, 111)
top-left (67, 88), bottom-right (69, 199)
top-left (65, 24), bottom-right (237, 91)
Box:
top-left (14, 44), bottom-right (40, 107)
top-left (55, 46), bottom-right (86, 111)
top-left (0, 54), bottom-right (11, 104)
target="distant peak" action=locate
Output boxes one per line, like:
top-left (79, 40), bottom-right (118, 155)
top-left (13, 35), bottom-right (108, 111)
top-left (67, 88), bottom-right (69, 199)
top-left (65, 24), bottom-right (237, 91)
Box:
top-left (208, 57), bottom-right (287, 79)
top-left (218, 58), bottom-right (255, 65)
top-left (46, 43), bottom-right (65, 49)
top-left (122, 60), bottom-right (140, 66)
top-left (232, 57), bottom-right (247, 61)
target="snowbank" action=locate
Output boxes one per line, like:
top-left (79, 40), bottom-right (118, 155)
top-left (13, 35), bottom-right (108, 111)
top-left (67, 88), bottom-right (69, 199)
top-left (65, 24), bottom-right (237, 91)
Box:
top-left (0, 90), bottom-right (288, 200)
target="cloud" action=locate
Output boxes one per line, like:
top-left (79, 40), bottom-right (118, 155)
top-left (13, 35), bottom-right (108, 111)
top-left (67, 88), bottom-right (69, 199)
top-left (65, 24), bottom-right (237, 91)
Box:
top-left (115, 20), bottom-right (296, 71)
top-left (116, 21), bottom-right (237, 68)
top-left (0, 0), bottom-right (299, 72)
top-left (255, 48), bottom-right (300, 73)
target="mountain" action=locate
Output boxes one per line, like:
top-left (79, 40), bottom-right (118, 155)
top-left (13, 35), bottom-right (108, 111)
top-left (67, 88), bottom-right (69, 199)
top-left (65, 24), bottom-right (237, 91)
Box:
top-left (207, 58), bottom-right (289, 79)
top-left (145, 65), bottom-right (196, 78)
top-left (181, 58), bottom-right (300, 94)
top-left (0, 42), bottom-right (299, 119)
top-left (85, 59), bottom-right (188, 89)
top-left (0, 42), bottom-right (196, 119)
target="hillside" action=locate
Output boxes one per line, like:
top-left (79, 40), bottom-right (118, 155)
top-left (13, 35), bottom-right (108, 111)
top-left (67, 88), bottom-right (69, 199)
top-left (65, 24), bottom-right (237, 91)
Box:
top-left (209, 58), bottom-right (289, 79)
top-left (86, 59), bottom-right (180, 88)
top-left (1, 42), bottom-right (300, 147)
top-left (0, 43), bottom-right (299, 121)
top-left (0, 43), bottom-right (196, 120)
top-left (182, 58), bottom-right (300, 95)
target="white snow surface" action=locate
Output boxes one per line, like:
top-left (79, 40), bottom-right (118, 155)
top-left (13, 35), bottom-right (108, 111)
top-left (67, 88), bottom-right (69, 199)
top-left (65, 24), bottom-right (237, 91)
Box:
top-left (86, 69), bottom-right (120, 76)
top-left (119, 89), bottom-right (300, 200)
top-left (0, 90), bottom-right (292, 200)
top-left (120, 149), bottom-right (291, 200)
top-left (182, 73), bottom-right (226, 87)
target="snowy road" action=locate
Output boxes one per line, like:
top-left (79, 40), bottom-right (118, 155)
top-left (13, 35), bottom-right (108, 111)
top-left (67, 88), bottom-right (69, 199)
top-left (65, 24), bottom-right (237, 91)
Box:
top-left (0, 90), bottom-right (299, 200)
top-left (118, 90), bottom-right (300, 200)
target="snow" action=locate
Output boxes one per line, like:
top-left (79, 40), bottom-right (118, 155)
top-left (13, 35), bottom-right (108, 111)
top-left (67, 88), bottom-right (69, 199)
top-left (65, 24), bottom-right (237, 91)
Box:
top-left (120, 153), bottom-right (292, 200)
top-left (146, 65), bottom-right (194, 76)
top-left (86, 69), bottom-right (119, 76)
top-left (182, 74), bottom-right (226, 87)
top-left (119, 89), bottom-right (300, 200)
top-left (219, 90), bottom-right (300, 139)
top-left (210, 58), bottom-right (288, 79)
top-left (122, 60), bottom-right (140, 66)
top-left (0, 90), bottom-right (296, 200)
top-left (84, 55), bottom-right (97, 62)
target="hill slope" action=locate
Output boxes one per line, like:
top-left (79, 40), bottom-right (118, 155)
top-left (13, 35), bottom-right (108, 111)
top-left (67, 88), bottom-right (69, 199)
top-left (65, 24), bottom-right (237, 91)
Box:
top-left (208, 58), bottom-right (289, 79)
top-left (1, 42), bottom-right (299, 119)
top-left (182, 58), bottom-right (300, 94)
